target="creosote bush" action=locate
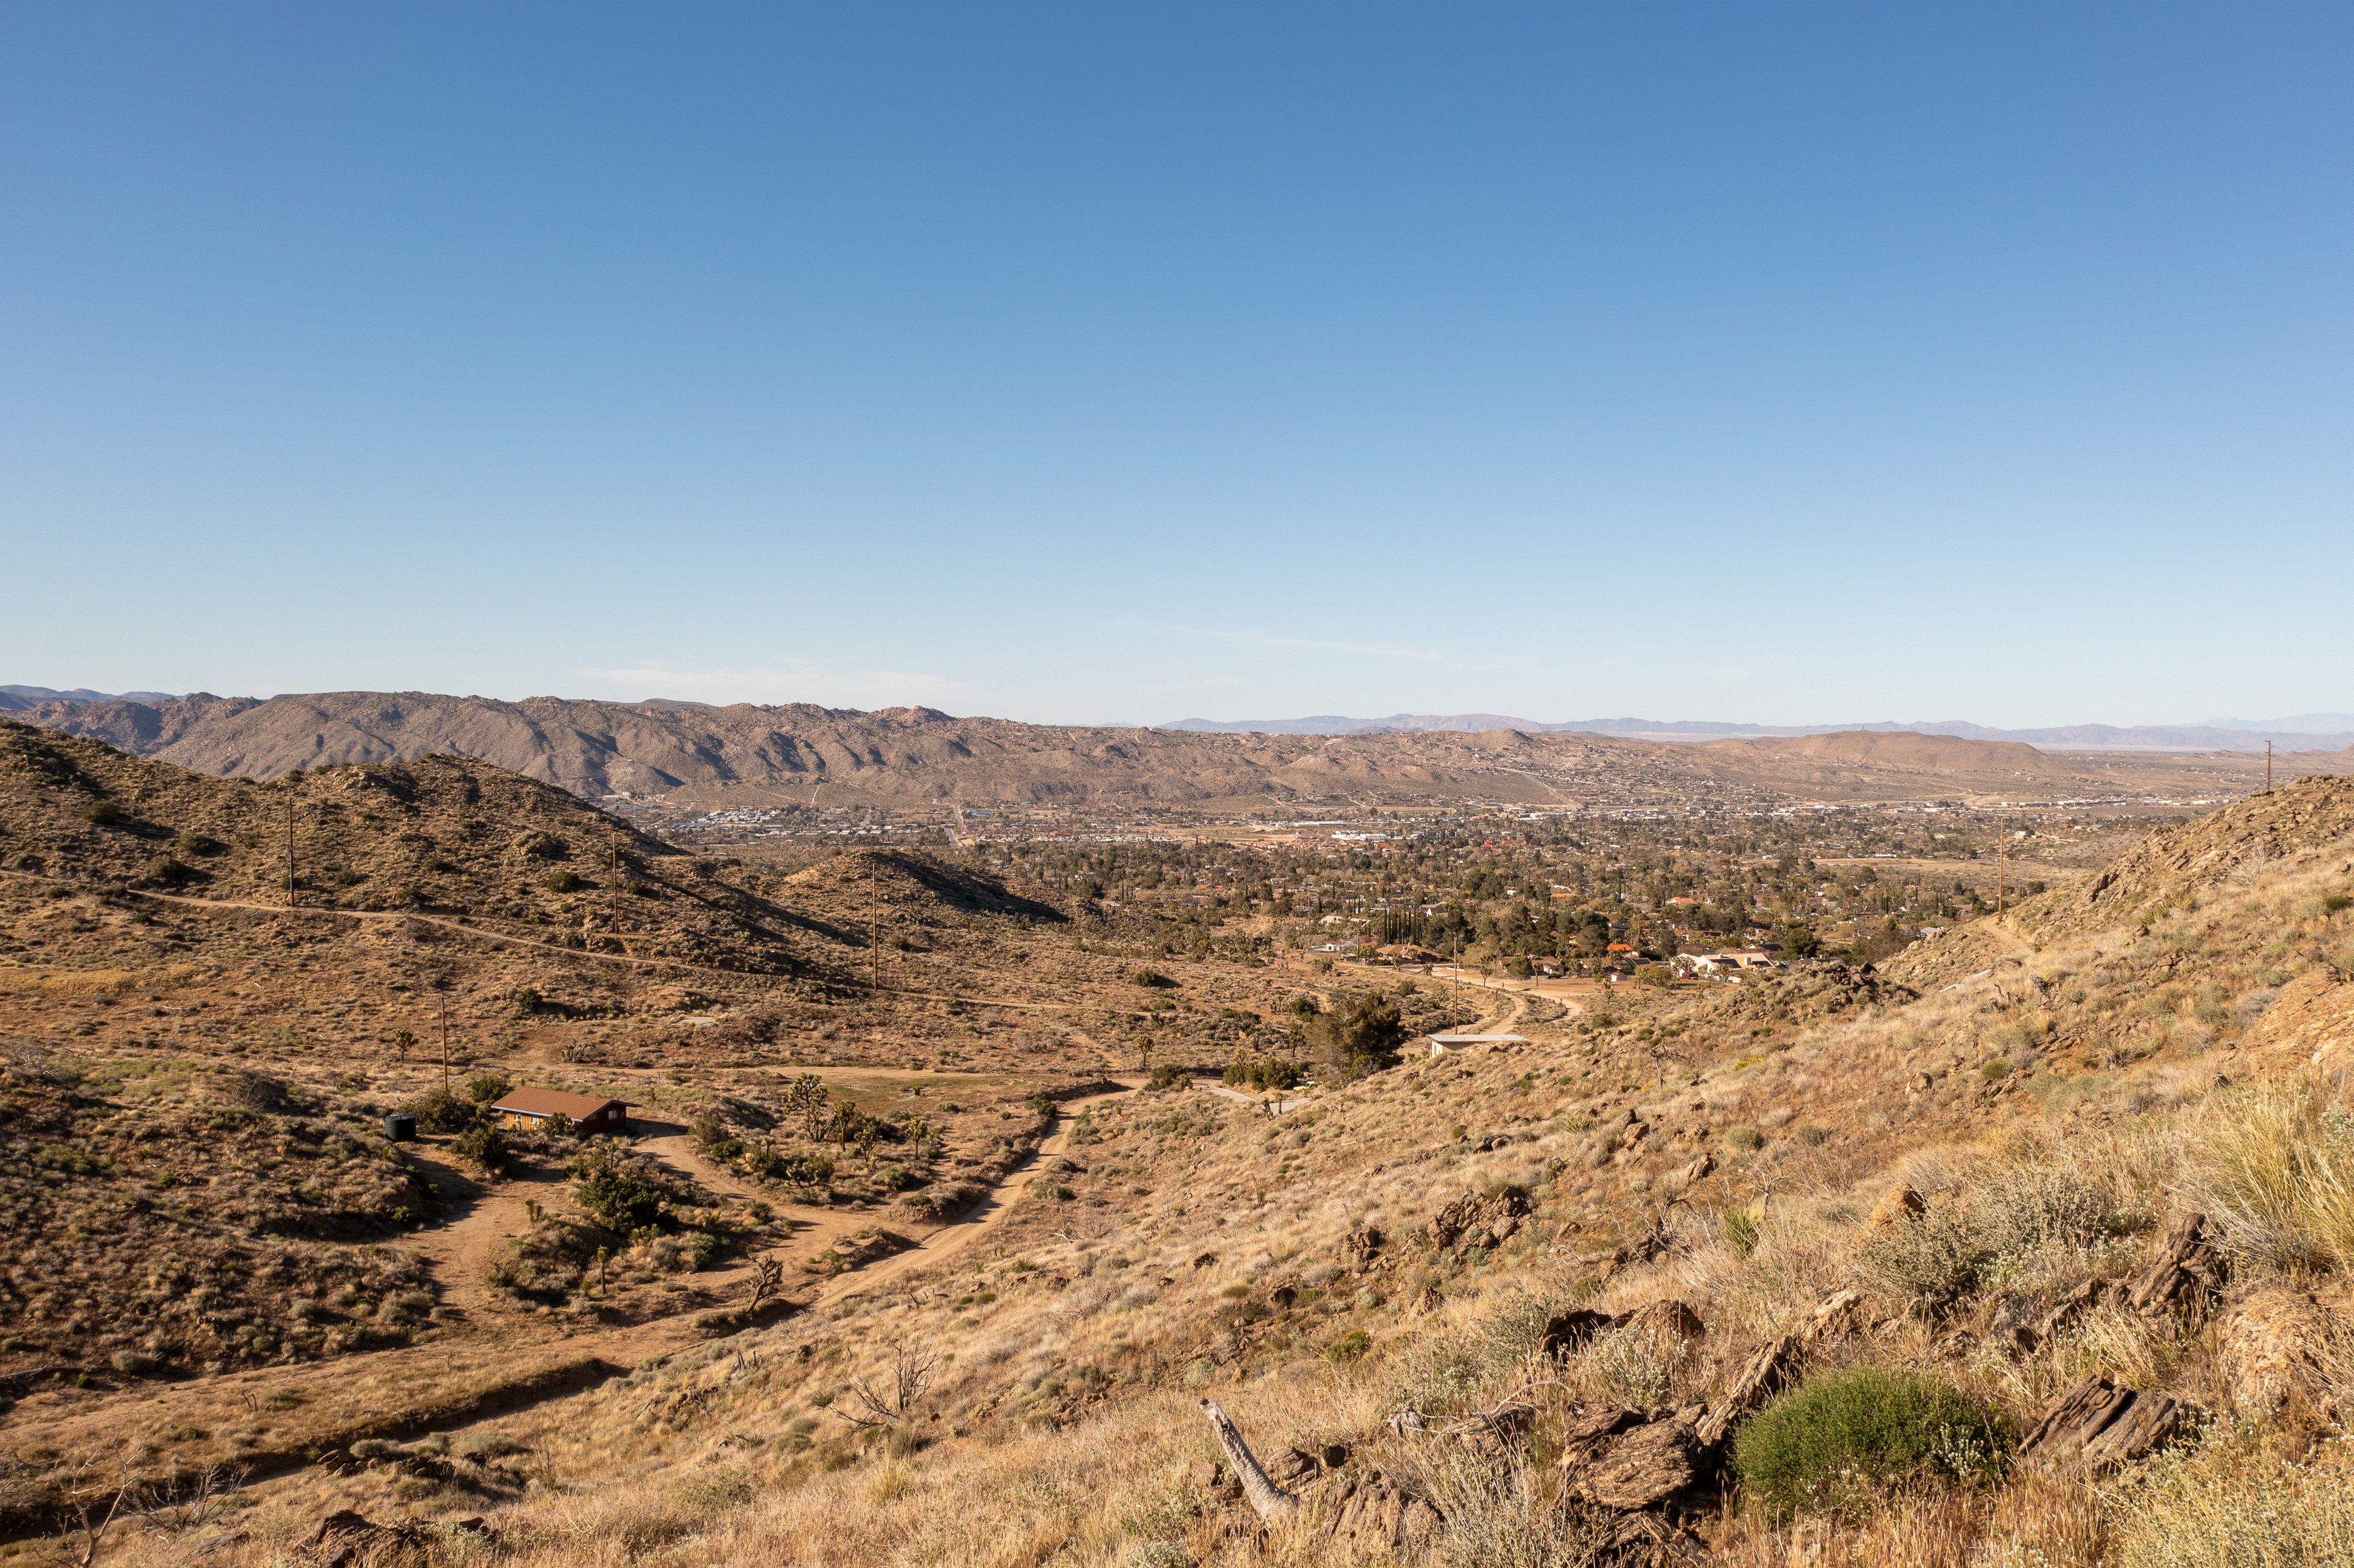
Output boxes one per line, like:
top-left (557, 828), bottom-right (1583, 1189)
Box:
top-left (1733, 1365), bottom-right (2013, 1524)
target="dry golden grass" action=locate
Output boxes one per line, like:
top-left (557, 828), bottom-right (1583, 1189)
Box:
top-left (40, 787), bottom-right (2354, 1568)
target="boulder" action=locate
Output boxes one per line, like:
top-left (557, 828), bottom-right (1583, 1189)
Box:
top-left (1691, 1290), bottom-right (1857, 1449)
top-left (2126, 1214), bottom-right (2226, 1320)
top-left (1538, 1307), bottom-right (1618, 1357)
top-left (1427, 1187), bottom-right (1531, 1251)
top-left (1866, 1185), bottom-right (1928, 1229)
top-left (2218, 1288), bottom-right (2336, 1420)
top-left (2017, 1375), bottom-right (2203, 1473)
top-left (1695, 1336), bottom-right (1800, 1448)
top-left (1616, 1298), bottom-right (1707, 1347)
top-left (308, 1510), bottom-right (425, 1568)
top-left (1561, 1411), bottom-right (1709, 1512)
top-left (1315, 1475), bottom-right (1444, 1559)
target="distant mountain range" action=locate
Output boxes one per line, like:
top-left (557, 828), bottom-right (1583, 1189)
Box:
top-left (0, 685), bottom-right (183, 710)
top-left (9, 686), bottom-right (2316, 808)
top-left (1159, 713), bottom-right (2354, 753)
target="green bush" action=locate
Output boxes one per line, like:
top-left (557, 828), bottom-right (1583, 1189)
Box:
top-left (1131, 968), bottom-right (1175, 989)
top-left (1733, 1366), bottom-right (2013, 1523)
top-left (451, 1123), bottom-right (511, 1173)
top-left (175, 830), bottom-right (223, 856)
top-left (468, 1072), bottom-right (511, 1104)
top-left (1326, 1329), bottom-right (1373, 1365)
top-left (570, 1149), bottom-right (680, 1231)
top-left (543, 870), bottom-right (583, 893)
top-left (1726, 1125), bottom-right (1764, 1151)
top-left (81, 800), bottom-right (122, 826)
top-left (405, 1083), bottom-right (477, 1133)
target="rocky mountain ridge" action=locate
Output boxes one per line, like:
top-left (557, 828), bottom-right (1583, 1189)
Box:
top-left (5, 689), bottom-right (2305, 810)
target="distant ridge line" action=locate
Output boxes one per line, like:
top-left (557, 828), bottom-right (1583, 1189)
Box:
top-left (1157, 713), bottom-right (2354, 753)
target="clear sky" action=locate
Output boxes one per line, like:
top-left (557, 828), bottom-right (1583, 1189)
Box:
top-left (3, 4), bottom-right (2349, 728)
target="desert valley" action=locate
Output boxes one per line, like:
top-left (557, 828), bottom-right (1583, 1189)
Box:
top-left (0, 697), bottom-right (2349, 1566)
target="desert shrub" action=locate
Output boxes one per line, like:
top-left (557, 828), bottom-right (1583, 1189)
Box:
top-left (1733, 1366), bottom-right (2013, 1523)
top-left (571, 1148), bottom-right (681, 1231)
top-left (1854, 1209), bottom-right (1990, 1302)
top-left (81, 800), bottom-right (122, 825)
top-left (1726, 1125), bottom-right (1764, 1151)
top-left (543, 868), bottom-right (583, 893)
top-left (689, 1114), bottom-right (741, 1159)
top-left (1975, 1167), bottom-right (2119, 1258)
top-left (218, 1069), bottom-right (290, 1113)
top-left (2174, 1077), bottom-right (2354, 1274)
top-left (1327, 1329), bottom-right (1373, 1365)
top-left (405, 1083), bottom-right (476, 1132)
top-left (1478, 1289), bottom-right (1564, 1367)
top-left (1131, 968), bottom-right (1174, 989)
top-left (175, 830), bottom-right (223, 856)
top-left (451, 1123), bottom-right (511, 1173)
top-left (143, 855), bottom-right (193, 885)
top-left (467, 1072), bottom-right (511, 1104)
top-left (1789, 1123), bottom-right (1829, 1148)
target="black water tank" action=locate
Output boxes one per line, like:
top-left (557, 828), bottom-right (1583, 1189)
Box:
top-left (384, 1112), bottom-right (417, 1142)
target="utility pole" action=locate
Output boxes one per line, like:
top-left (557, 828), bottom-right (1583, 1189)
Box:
top-left (1996, 833), bottom-right (2005, 919)
top-left (872, 918), bottom-right (881, 998)
top-left (285, 793), bottom-right (297, 909)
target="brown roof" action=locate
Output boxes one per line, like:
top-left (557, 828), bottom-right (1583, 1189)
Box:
top-left (490, 1087), bottom-right (627, 1120)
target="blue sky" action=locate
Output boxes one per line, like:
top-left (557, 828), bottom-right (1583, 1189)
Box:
top-left (3, 4), bottom-right (2349, 728)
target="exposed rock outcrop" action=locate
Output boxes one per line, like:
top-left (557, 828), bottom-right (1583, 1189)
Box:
top-left (2017, 1376), bottom-right (2204, 1473)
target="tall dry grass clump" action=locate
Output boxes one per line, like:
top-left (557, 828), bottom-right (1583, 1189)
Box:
top-left (2171, 1076), bottom-right (2354, 1275)
top-left (2106, 1433), bottom-right (2354, 1567)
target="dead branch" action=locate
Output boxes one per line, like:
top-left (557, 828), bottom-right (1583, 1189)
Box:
top-left (1199, 1399), bottom-right (1299, 1523)
top-left (841, 1340), bottom-right (937, 1431)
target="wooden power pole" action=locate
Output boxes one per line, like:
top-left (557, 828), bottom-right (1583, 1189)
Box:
top-left (1996, 834), bottom-right (2005, 919)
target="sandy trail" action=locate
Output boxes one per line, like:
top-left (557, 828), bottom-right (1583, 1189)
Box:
top-left (795, 1083), bottom-right (1136, 1312)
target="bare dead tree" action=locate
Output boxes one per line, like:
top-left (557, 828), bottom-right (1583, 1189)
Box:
top-left (144, 1463), bottom-right (246, 1535)
top-left (840, 1341), bottom-right (938, 1431)
top-left (745, 1254), bottom-right (783, 1312)
top-left (60, 1456), bottom-right (139, 1568)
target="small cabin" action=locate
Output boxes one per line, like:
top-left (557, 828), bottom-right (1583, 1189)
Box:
top-left (488, 1086), bottom-right (630, 1134)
